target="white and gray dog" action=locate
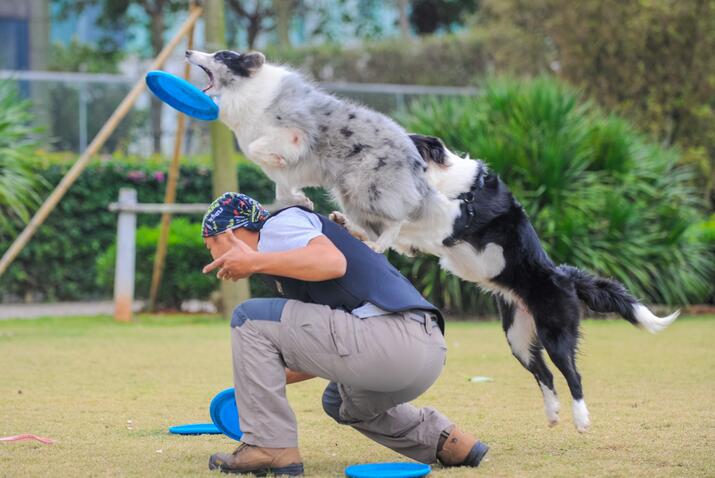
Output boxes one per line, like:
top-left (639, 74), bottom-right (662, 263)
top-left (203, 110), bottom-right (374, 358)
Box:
top-left (188, 49), bottom-right (678, 433)
top-left (186, 49), bottom-right (450, 252)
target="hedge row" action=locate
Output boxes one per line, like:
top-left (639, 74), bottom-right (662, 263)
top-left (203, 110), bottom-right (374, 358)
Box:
top-left (0, 153), bottom-right (333, 303)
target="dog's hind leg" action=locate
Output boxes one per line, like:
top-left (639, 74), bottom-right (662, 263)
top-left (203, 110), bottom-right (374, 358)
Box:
top-left (535, 301), bottom-right (590, 433)
top-left (497, 298), bottom-right (560, 427)
top-left (371, 221), bottom-right (405, 253)
top-left (273, 183), bottom-right (314, 210)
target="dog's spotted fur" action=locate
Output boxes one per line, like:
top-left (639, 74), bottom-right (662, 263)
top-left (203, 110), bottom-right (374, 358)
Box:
top-left (186, 49), bottom-right (437, 251)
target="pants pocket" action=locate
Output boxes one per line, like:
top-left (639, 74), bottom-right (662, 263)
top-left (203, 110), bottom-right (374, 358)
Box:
top-left (329, 309), bottom-right (355, 357)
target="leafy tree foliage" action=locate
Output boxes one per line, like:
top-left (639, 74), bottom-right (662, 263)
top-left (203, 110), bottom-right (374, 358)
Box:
top-left (478, 0), bottom-right (715, 208)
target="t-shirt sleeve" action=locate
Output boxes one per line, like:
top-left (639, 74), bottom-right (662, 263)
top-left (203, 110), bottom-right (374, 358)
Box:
top-left (257, 208), bottom-right (324, 253)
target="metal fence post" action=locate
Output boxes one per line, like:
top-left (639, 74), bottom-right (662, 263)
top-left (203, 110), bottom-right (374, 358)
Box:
top-left (114, 188), bottom-right (137, 322)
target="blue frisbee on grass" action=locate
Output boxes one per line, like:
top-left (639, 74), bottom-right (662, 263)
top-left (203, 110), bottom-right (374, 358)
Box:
top-left (209, 388), bottom-right (243, 441)
top-left (168, 423), bottom-right (221, 435)
top-left (345, 463), bottom-right (431, 478)
top-left (145, 70), bottom-right (219, 121)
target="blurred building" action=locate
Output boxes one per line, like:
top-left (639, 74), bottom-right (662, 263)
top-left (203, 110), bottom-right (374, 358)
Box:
top-left (0, 0), bottom-right (48, 71)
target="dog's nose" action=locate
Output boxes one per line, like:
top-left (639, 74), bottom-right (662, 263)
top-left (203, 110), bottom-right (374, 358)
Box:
top-left (185, 50), bottom-right (192, 57)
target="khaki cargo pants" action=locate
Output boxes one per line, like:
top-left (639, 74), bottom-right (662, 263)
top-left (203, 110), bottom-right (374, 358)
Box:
top-left (229, 298), bottom-right (453, 464)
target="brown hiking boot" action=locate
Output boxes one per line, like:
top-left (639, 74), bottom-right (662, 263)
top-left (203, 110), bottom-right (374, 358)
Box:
top-left (208, 443), bottom-right (304, 476)
top-left (437, 426), bottom-right (489, 468)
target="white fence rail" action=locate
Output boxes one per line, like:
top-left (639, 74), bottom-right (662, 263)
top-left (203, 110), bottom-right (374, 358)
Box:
top-left (109, 188), bottom-right (208, 321)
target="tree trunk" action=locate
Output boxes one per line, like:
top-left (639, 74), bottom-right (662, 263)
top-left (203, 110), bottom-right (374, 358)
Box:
top-left (29, 0), bottom-right (51, 145)
top-left (150, 13), bottom-right (165, 154)
top-left (274, 0), bottom-right (292, 48)
top-left (205, 0), bottom-right (252, 317)
top-left (247, 17), bottom-right (261, 49)
top-left (397, 0), bottom-right (410, 39)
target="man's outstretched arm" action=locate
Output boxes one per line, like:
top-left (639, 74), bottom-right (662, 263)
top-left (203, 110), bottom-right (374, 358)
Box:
top-left (203, 233), bottom-right (347, 282)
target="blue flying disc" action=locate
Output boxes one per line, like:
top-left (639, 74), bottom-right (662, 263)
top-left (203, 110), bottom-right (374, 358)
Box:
top-left (145, 70), bottom-right (219, 121)
top-left (168, 423), bottom-right (221, 435)
top-left (345, 463), bottom-right (431, 478)
top-left (209, 388), bottom-right (243, 441)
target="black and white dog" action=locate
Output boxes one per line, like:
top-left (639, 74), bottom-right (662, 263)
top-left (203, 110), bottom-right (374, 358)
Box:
top-left (396, 134), bottom-right (680, 432)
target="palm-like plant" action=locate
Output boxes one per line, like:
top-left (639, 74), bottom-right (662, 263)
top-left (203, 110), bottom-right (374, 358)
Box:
top-left (400, 77), bottom-right (713, 309)
top-left (0, 82), bottom-right (45, 238)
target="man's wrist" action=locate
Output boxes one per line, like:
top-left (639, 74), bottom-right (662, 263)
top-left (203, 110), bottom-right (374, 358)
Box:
top-left (250, 252), bottom-right (267, 275)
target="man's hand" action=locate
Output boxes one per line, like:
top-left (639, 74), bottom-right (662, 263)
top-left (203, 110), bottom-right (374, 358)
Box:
top-left (203, 233), bottom-right (259, 281)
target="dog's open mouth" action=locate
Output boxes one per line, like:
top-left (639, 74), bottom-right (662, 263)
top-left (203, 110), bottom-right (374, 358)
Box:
top-left (198, 65), bottom-right (214, 93)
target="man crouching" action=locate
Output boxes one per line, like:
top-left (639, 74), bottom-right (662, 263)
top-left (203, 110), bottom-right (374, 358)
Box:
top-left (201, 192), bottom-right (488, 476)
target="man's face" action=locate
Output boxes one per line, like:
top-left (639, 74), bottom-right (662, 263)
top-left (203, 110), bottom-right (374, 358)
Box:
top-left (204, 233), bottom-right (232, 260)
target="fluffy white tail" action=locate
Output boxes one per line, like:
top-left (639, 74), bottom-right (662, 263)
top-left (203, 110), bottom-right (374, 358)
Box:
top-left (632, 304), bottom-right (680, 333)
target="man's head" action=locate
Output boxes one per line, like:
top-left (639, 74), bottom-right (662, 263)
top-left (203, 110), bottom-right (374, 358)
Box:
top-left (202, 192), bottom-right (270, 259)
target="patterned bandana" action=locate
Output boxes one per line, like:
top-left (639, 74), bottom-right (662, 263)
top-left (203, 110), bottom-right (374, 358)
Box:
top-left (202, 192), bottom-right (271, 237)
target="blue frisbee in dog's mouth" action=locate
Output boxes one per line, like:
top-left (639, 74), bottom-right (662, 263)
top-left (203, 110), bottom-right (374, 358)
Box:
top-left (145, 70), bottom-right (219, 121)
top-left (209, 388), bottom-right (243, 441)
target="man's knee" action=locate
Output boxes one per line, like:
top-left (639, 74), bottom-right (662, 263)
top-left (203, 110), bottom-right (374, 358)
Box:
top-left (322, 382), bottom-right (348, 424)
top-left (231, 298), bottom-right (288, 328)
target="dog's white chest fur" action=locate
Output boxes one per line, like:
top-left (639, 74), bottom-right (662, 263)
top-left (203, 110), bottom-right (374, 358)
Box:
top-left (440, 242), bottom-right (506, 282)
top-left (397, 149), bottom-right (507, 283)
top-left (218, 65), bottom-right (287, 152)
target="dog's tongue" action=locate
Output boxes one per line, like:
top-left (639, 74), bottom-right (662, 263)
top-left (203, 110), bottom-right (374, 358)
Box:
top-left (198, 66), bottom-right (214, 93)
top-left (201, 76), bottom-right (214, 93)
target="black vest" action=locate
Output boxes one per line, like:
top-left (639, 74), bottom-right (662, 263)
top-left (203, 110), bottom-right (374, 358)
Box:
top-left (259, 207), bottom-right (444, 333)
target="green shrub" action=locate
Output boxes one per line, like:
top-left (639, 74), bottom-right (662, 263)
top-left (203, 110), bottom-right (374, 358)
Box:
top-left (96, 218), bottom-right (213, 307)
top-left (0, 151), bottom-right (337, 304)
top-left (95, 217), bottom-right (283, 308)
top-left (401, 77), bottom-right (714, 307)
top-left (478, 0), bottom-right (715, 209)
top-left (0, 81), bottom-right (46, 238)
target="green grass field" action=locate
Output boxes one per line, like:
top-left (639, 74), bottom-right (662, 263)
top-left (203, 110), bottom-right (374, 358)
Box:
top-left (1, 314), bottom-right (713, 477)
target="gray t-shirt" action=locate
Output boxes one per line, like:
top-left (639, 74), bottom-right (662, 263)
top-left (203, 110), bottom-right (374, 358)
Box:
top-left (257, 207), bottom-right (389, 318)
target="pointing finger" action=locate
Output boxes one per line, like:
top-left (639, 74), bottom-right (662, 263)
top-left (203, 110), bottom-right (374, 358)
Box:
top-left (203, 256), bottom-right (225, 274)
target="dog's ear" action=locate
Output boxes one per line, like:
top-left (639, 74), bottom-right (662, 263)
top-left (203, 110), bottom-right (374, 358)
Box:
top-left (410, 134), bottom-right (447, 166)
top-left (215, 50), bottom-right (265, 77)
top-left (240, 51), bottom-right (265, 70)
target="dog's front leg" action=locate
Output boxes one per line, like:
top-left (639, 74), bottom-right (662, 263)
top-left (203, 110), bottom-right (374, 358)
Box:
top-left (371, 221), bottom-right (405, 253)
top-left (273, 182), bottom-right (314, 210)
top-left (246, 127), bottom-right (307, 170)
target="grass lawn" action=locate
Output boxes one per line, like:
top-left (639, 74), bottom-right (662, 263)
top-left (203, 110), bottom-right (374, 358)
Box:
top-left (1, 314), bottom-right (713, 477)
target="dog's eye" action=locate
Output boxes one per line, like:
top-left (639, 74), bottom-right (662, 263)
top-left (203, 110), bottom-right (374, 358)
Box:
top-left (215, 50), bottom-right (240, 63)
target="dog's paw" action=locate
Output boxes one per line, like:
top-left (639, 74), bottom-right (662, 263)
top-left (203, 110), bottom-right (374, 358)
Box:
top-left (572, 399), bottom-right (590, 433)
top-left (296, 195), bottom-right (314, 210)
top-left (250, 149), bottom-right (287, 169)
top-left (541, 385), bottom-right (560, 427)
top-left (329, 211), bottom-right (347, 226)
top-left (266, 153), bottom-right (287, 168)
top-left (329, 211), bottom-right (371, 241)
top-left (365, 241), bottom-right (385, 253)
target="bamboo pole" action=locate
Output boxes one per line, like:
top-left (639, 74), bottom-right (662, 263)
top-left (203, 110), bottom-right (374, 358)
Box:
top-left (147, 3), bottom-right (198, 311)
top-left (0, 6), bottom-right (204, 278)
